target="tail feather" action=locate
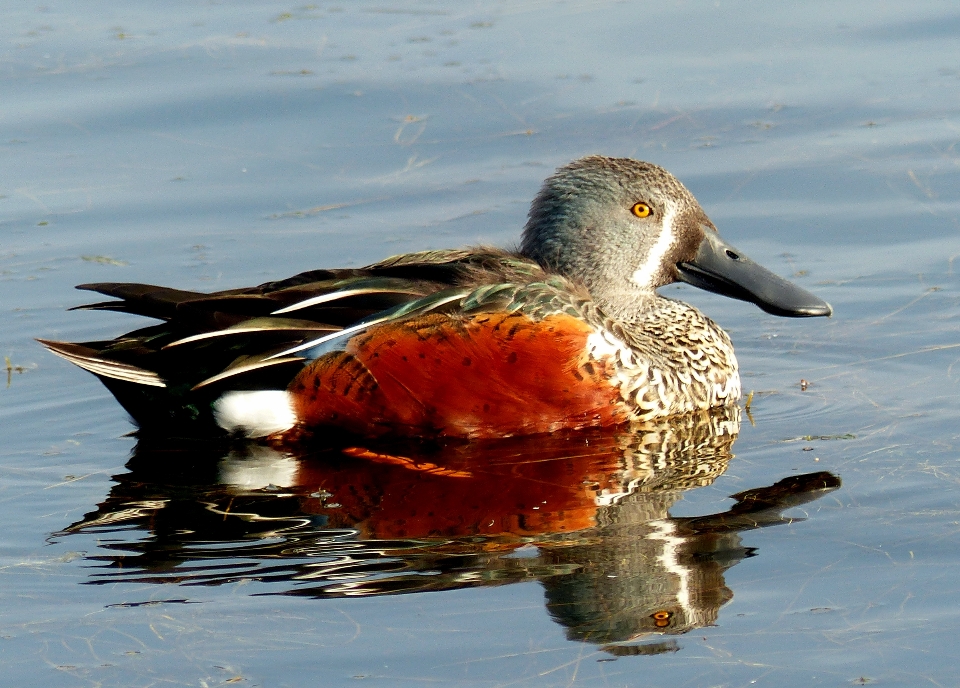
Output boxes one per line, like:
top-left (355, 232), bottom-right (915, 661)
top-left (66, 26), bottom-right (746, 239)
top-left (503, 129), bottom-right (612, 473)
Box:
top-left (36, 339), bottom-right (167, 388)
top-left (77, 282), bottom-right (203, 302)
top-left (76, 283), bottom-right (207, 321)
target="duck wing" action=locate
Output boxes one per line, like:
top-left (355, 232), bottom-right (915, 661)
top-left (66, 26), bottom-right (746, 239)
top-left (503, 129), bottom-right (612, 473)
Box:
top-left (39, 250), bottom-right (547, 431)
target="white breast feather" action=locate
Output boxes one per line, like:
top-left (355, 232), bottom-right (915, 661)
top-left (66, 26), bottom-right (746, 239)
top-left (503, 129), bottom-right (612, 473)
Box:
top-left (586, 329), bottom-right (625, 360)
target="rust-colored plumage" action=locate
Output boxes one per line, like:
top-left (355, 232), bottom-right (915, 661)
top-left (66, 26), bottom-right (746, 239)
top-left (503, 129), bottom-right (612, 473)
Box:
top-left (290, 312), bottom-right (628, 439)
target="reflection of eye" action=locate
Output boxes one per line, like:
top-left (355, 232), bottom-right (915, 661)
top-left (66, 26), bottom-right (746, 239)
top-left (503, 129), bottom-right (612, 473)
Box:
top-left (631, 202), bottom-right (652, 218)
top-left (651, 610), bottom-right (673, 628)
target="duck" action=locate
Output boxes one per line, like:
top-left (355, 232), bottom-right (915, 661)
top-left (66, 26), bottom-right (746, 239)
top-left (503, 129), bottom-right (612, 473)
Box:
top-left (39, 156), bottom-right (831, 441)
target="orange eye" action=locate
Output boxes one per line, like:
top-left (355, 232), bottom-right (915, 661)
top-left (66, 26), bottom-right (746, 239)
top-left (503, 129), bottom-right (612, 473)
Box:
top-left (651, 610), bottom-right (673, 627)
top-left (631, 202), bottom-right (652, 218)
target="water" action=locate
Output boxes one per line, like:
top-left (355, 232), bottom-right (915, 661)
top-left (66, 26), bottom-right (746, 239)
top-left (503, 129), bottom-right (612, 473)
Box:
top-left (2, 1), bottom-right (960, 685)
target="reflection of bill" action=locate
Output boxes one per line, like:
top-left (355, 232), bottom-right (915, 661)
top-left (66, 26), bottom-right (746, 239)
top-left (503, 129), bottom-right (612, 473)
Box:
top-left (61, 407), bottom-right (839, 652)
top-left (542, 469), bottom-right (840, 648)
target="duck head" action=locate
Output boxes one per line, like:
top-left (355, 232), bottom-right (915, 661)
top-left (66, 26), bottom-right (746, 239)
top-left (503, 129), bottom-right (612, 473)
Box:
top-left (520, 156), bottom-right (832, 321)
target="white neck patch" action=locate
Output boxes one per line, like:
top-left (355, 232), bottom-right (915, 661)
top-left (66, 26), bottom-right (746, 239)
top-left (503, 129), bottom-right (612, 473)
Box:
top-left (630, 201), bottom-right (677, 290)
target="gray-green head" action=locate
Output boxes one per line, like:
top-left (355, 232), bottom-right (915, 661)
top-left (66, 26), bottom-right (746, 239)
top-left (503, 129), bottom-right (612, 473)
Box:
top-left (520, 156), bottom-right (832, 320)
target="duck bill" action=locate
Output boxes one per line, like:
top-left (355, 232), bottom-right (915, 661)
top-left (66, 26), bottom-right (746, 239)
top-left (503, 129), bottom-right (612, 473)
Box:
top-left (676, 231), bottom-right (832, 317)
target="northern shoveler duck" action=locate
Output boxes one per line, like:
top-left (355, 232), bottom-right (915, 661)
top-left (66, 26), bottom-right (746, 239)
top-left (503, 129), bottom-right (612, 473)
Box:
top-left (40, 156), bottom-right (831, 440)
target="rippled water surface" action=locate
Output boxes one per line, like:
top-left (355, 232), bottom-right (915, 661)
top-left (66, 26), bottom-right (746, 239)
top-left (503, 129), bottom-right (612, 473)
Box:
top-left (3, 2), bottom-right (960, 686)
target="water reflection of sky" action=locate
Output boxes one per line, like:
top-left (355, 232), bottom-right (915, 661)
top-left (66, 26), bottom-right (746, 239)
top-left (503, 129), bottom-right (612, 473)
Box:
top-left (2, 1), bottom-right (960, 686)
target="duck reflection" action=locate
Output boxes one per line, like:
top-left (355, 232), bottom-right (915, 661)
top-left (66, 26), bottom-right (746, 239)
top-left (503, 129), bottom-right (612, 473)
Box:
top-left (62, 407), bottom-right (839, 652)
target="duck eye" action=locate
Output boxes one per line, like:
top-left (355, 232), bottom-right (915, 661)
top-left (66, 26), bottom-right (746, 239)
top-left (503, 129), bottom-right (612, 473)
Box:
top-left (651, 610), bottom-right (673, 627)
top-left (631, 202), bottom-right (652, 218)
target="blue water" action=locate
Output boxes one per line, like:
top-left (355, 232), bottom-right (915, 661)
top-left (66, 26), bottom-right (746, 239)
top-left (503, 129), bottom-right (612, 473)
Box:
top-left (3, 1), bottom-right (960, 686)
